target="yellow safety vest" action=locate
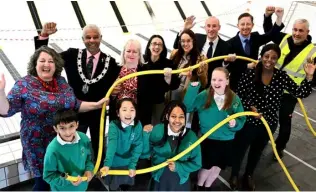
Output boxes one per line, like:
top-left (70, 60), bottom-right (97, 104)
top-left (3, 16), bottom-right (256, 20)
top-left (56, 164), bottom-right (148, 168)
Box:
top-left (276, 34), bottom-right (316, 87)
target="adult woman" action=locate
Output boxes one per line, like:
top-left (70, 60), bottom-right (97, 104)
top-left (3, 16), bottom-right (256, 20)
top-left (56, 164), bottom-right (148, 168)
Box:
top-left (0, 46), bottom-right (107, 191)
top-left (230, 43), bottom-right (315, 190)
top-left (170, 29), bottom-right (208, 101)
top-left (143, 34), bottom-right (180, 126)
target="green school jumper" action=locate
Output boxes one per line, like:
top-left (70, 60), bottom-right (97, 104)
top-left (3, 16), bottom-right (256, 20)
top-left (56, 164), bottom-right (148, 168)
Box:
top-left (43, 132), bottom-right (94, 191)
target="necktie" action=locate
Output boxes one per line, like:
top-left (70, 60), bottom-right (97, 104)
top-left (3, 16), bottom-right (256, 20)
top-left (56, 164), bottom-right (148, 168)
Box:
top-left (87, 55), bottom-right (94, 79)
top-left (207, 41), bottom-right (214, 58)
top-left (244, 39), bottom-right (250, 55)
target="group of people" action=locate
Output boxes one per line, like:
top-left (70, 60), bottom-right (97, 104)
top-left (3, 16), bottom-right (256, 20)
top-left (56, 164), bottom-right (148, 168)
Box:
top-left (0, 5), bottom-right (315, 191)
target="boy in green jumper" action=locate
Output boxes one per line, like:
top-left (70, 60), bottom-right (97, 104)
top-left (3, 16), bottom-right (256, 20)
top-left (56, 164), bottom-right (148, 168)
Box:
top-left (43, 109), bottom-right (94, 191)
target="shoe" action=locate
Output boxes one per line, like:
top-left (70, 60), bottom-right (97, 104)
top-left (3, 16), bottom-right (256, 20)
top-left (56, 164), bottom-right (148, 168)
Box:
top-left (242, 175), bottom-right (255, 191)
top-left (273, 150), bottom-right (284, 161)
top-left (229, 176), bottom-right (238, 191)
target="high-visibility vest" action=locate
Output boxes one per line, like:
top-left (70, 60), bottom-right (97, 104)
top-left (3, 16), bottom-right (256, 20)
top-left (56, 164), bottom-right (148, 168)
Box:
top-left (276, 34), bottom-right (316, 87)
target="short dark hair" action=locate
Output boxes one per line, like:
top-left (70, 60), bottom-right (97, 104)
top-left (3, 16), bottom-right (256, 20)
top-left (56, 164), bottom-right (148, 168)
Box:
top-left (238, 13), bottom-right (254, 23)
top-left (27, 46), bottom-right (64, 77)
top-left (53, 109), bottom-right (78, 127)
top-left (114, 98), bottom-right (139, 130)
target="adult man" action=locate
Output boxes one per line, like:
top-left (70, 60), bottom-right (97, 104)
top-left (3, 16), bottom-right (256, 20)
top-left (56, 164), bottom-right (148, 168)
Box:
top-left (34, 22), bottom-right (121, 162)
top-left (226, 7), bottom-right (284, 91)
top-left (173, 16), bottom-right (235, 87)
top-left (264, 13), bottom-right (316, 159)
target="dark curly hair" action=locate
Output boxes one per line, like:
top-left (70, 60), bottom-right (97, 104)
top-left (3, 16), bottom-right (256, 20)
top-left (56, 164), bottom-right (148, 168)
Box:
top-left (27, 46), bottom-right (64, 77)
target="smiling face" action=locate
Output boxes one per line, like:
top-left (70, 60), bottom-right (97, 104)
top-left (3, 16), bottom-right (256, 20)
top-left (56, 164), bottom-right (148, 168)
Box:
top-left (36, 52), bottom-right (56, 81)
top-left (211, 70), bottom-right (229, 95)
top-left (237, 16), bottom-right (254, 37)
top-left (204, 17), bottom-right (220, 41)
top-left (82, 28), bottom-right (101, 54)
top-left (124, 42), bottom-right (140, 65)
top-left (150, 37), bottom-right (163, 57)
top-left (118, 101), bottom-right (136, 125)
top-left (292, 21), bottom-right (309, 45)
top-left (54, 121), bottom-right (78, 142)
top-left (180, 33), bottom-right (193, 54)
top-left (262, 50), bottom-right (279, 70)
top-left (167, 106), bottom-right (185, 133)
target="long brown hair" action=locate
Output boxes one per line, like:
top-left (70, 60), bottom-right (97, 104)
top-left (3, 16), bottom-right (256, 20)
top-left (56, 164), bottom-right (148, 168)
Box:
top-left (204, 67), bottom-right (234, 110)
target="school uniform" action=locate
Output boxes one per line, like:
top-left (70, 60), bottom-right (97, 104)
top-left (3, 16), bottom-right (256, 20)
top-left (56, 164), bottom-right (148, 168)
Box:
top-left (184, 83), bottom-right (246, 169)
top-left (103, 120), bottom-right (143, 190)
top-left (148, 123), bottom-right (202, 191)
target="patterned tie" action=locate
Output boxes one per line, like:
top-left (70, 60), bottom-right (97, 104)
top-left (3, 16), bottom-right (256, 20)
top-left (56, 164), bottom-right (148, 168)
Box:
top-left (244, 39), bottom-right (250, 55)
top-left (87, 55), bottom-right (94, 79)
top-left (207, 41), bottom-right (214, 58)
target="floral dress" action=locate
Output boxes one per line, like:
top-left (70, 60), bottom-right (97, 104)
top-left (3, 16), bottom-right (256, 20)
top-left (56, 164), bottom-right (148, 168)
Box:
top-left (117, 66), bottom-right (138, 102)
top-left (1, 75), bottom-right (81, 177)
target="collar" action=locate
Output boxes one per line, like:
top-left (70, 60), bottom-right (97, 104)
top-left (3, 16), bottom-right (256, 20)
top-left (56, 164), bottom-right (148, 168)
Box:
top-left (168, 125), bottom-right (186, 136)
top-left (57, 132), bottom-right (81, 145)
top-left (238, 32), bottom-right (250, 42)
top-left (207, 36), bottom-right (219, 47)
top-left (86, 50), bottom-right (101, 60)
top-left (214, 92), bottom-right (225, 99)
top-left (121, 121), bottom-right (135, 128)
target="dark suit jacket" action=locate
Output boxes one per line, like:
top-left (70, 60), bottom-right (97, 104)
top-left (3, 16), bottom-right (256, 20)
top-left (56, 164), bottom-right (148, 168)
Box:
top-left (34, 36), bottom-right (121, 102)
top-left (226, 22), bottom-right (284, 91)
top-left (173, 33), bottom-right (232, 87)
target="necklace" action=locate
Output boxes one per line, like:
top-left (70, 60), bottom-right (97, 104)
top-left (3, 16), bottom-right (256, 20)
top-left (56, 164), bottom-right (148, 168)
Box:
top-left (36, 76), bottom-right (59, 93)
top-left (77, 49), bottom-right (110, 94)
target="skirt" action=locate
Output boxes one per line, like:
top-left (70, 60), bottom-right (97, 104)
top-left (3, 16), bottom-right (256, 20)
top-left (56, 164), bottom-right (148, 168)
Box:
top-left (103, 166), bottom-right (134, 190)
top-left (134, 159), bottom-right (152, 190)
top-left (150, 167), bottom-right (190, 191)
top-left (201, 138), bottom-right (233, 170)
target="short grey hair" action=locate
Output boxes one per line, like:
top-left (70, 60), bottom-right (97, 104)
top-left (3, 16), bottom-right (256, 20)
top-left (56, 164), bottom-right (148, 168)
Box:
top-left (294, 19), bottom-right (310, 30)
top-left (119, 39), bottom-right (145, 66)
top-left (82, 24), bottom-right (102, 38)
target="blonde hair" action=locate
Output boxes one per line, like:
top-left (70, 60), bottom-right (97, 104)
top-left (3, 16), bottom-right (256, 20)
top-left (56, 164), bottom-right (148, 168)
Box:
top-left (119, 39), bottom-right (145, 66)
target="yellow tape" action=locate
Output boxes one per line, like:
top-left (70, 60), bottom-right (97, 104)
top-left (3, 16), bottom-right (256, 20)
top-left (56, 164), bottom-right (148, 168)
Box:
top-left (64, 55), bottom-right (316, 191)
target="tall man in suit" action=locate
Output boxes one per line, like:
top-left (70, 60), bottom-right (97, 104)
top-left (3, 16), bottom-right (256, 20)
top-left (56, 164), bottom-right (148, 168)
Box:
top-left (34, 23), bottom-right (121, 163)
top-left (226, 7), bottom-right (284, 91)
top-left (173, 16), bottom-right (235, 87)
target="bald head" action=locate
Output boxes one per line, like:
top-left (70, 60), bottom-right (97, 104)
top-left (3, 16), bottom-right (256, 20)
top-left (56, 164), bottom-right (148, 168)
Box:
top-left (204, 16), bottom-right (221, 41)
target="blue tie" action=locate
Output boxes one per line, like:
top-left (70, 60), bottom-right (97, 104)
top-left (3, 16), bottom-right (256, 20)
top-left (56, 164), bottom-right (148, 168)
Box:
top-left (244, 39), bottom-right (250, 55)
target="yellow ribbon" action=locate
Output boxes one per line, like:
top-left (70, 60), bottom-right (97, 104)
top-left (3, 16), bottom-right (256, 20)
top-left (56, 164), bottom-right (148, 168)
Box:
top-left (64, 55), bottom-right (315, 192)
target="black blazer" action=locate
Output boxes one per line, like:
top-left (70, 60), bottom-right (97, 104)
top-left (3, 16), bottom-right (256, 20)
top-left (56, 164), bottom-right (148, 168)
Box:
top-left (34, 36), bottom-right (121, 102)
top-left (226, 22), bottom-right (284, 91)
top-left (173, 33), bottom-right (232, 87)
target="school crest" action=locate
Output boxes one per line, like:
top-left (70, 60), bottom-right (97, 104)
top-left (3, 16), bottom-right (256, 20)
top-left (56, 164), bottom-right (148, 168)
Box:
top-left (81, 147), bottom-right (85, 156)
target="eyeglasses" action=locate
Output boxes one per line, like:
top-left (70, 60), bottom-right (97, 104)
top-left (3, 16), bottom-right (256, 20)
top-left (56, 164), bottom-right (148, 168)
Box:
top-left (151, 42), bottom-right (163, 47)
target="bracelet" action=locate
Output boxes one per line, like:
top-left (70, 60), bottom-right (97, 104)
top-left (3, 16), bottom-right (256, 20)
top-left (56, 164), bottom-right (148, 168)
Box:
top-left (306, 75), bottom-right (313, 81)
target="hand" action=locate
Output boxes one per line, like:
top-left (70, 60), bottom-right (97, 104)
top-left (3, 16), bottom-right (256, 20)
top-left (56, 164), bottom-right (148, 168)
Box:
top-left (100, 166), bottom-right (110, 177)
top-left (247, 62), bottom-right (256, 69)
top-left (84, 171), bottom-right (93, 182)
top-left (184, 15), bottom-right (196, 30)
top-left (198, 61), bottom-right (208, 73)
top-left (112, 79), bottom-right (122, 95)
top-left (180, 69), bottom-right (192, 79)
top-left (168, 161), bottom-right (176, 172)
top-left (190, 81), bottom-right (199, 87)
top-left (275, 7), bottom-right (284, 18)
top-left (71, 176), bottom-right (82, 186)
top-left (41, 22), bottom-right (57, 37)
top-left (228, 119), bottom-right (236, 128)
top-left (164, 67), bottom-right (172, 85)
top-left (143, 124), bottom-right (153, 133)
top-left (250, 106), bottom-right (262, 119)
top-left (95, 98), bottom-right (109, 109)
top-left (265, 6), bottom-right (275, 17)
top-left (129, 169), bottom-right (136, 177)
top-left (304, 60), bottom-right (316, 77)
top-left (224, 54), bottom-right (237, 62)
top-left (0, 73), bottom-right (6, 91)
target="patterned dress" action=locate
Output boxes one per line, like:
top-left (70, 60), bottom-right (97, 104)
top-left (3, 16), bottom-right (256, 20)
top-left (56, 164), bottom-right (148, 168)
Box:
top-left (117, 66), bottom-right (138, 102)
top-left (1, 75), bottom-right (81, 177)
